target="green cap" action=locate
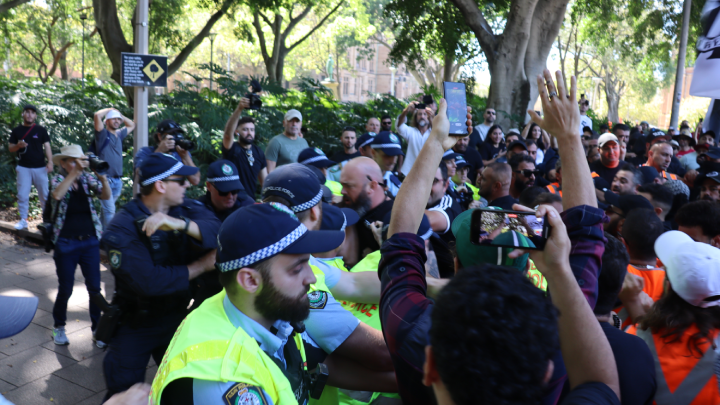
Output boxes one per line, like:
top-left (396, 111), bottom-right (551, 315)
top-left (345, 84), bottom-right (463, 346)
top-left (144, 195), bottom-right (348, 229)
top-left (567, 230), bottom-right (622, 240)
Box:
top-left (451, 208), bottom-right (533, 271)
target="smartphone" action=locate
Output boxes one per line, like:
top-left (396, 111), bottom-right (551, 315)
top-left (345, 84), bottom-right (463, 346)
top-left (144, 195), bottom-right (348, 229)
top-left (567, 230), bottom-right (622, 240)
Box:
top-left (443, 81), bottom-right (468, 136)
top-left (469, 209), bottom-right (549, 250)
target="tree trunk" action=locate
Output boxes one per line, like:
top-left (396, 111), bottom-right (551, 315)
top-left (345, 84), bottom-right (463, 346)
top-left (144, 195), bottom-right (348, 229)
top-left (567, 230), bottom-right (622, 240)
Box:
top-left (0, 0), bottom-right (30, 14)
top-left (448, 0), bottom-right (570, 129)
top-left (604, 75), bottom-right (620, 123)
top-left (59, 50), bottom-right (68, 80)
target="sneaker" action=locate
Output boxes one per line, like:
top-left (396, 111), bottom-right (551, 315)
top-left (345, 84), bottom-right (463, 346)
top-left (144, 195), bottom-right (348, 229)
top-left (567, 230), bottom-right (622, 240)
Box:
top-left (91, 329), bottom-right (108, 349)
top-left (52, 327), bottom-right (69, 345)
top-left (14, 219), bottom-right (27, 230)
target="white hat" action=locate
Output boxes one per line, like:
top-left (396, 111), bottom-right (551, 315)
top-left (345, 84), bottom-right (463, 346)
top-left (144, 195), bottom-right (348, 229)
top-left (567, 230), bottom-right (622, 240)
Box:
top-left (507, 128), bottom-right (521, 136)
top-left (105, 110), bottom-right (122, 121)
top-left (655, 231), bottom-right (720, 308)
top-left (284, 109), bottom-right (302, 122)
top-left (598, 133), bottom-right (619, 148)
top-left (52, 144), bottom-right (85, 165)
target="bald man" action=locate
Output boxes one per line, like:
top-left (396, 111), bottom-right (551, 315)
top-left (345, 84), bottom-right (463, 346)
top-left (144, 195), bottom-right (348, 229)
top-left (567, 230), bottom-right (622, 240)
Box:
top-left (340, 157), bottom-right (393, 256)
top-left (479, 162), bottom-right (517, 209)
top-left (366, 117), bottom-right (381, 134)
top-left (644, 143), bottom-right (678, 183)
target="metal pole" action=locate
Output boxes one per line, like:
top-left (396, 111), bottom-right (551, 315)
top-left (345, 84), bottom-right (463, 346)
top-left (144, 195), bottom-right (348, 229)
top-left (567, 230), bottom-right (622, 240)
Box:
top-left (390, 66), bottom-right (396, 97)
top-left (670, 0), bottom-right (692, 128)
top-left (80, 14), bottom-right (86, 91)
top-left (209, 33), bottom-right (217, 91)
top-left (133, 0), bottom-right (149, 194)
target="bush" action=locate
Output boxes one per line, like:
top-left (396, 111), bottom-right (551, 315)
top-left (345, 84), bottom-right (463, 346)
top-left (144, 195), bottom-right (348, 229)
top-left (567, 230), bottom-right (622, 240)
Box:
top-left (0, 66), bottom-right (485, 207)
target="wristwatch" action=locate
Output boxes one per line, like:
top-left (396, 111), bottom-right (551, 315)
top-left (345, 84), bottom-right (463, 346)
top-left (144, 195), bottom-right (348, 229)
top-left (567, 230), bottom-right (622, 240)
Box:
top-left (180, 216), bottom-right (191, 233)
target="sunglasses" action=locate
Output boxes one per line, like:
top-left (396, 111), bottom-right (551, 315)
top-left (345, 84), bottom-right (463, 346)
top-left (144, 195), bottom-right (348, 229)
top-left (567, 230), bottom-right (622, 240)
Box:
top-left (218, 189), bottom-right (240, 197)
top-left (486, 111), bottom-right (496, 115)
top-left (514, 169), bottom-right (541, 177)
top-left (164, 177), bottom-right (188, 186)
top-left (366, 175), bottom-right (387, 188)
top-left (582, 136), bottom-right (591, 141)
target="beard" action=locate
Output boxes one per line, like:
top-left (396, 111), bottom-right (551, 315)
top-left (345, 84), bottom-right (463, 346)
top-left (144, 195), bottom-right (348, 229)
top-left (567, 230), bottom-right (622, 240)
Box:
top-left (254, 276), bottom-right (310, 324)
top-left (348, 190), bottom-right (373, 218)
top-left (238, 135), bottom-right (254, 146)
top-left (418, 119), bottom-right (428, 127)
top-left (514, 178), bottom-right (531, 194)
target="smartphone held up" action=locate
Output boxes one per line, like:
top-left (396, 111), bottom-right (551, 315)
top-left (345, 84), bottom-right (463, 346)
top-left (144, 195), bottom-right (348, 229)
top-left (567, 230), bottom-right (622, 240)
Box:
top-left (469, 209), bottom-right (550, 250)
top-left (443, 81), bottom-right (469, 136)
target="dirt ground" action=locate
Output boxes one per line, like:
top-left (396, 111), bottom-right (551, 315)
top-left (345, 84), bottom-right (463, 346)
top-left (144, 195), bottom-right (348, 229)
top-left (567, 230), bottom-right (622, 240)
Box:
top-left (0, 206), bottom-right (42, 231)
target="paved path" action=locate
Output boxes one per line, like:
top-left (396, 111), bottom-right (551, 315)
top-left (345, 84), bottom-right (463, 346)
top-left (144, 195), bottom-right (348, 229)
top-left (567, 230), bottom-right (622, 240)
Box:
top-left (0, 232), bottom-right (157, 404)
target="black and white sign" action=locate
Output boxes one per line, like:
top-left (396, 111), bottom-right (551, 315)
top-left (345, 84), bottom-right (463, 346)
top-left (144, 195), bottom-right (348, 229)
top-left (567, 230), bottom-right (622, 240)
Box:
top-left (120, 52), bottom-right (168, 87)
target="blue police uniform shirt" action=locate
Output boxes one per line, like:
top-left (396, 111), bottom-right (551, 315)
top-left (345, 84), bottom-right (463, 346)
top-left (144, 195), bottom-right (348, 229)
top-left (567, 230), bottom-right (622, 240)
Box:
top-left (383, 171), bottom-right (402, 198)
top-left (191, 294), bottom-right (324, 404)
top-left (309, 256), bottom-right (343, 289)
top-left (134, 146), bottom-right (190, 171)
top-left (100, 197), bottom-right (221, 297)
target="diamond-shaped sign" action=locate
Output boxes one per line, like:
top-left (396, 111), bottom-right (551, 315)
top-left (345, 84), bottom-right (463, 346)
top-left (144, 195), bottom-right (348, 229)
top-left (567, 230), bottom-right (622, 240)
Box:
top-left (143, 59), bottom-right (165, 82)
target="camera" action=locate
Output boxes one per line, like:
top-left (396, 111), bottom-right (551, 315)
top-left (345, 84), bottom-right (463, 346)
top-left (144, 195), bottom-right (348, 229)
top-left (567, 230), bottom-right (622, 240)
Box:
top-left (415, 103), bottom-right (426, 110)
top-left (86, 153), bottom-right (109, 175)
top-left (422, 95), bottom-right (434, 105)
top-left (245, 79), bottom-right (263, 110)
top-left (173, 133), bottom-right (195, 151)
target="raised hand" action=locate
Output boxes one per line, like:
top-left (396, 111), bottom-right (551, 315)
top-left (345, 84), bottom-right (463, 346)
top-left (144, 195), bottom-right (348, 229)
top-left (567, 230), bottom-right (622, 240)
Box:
top-left (528, 69), bottom-right (580, 141)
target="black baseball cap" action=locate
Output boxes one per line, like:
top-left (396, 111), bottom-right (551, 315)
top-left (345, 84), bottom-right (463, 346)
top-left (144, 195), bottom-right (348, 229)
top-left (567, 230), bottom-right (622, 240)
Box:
top-left (607, 194), bottom-right (654, 216)
top-left (696, 171), bottom-right (720, 186)
top-left (507, 140), bottom-right (528, 152)
top-left (23, 104), bottom-right (37, 113)
top-left (700, 146), bottom-right (720, 160)
top-left (215, 203), bottom-right (344, 272)
top-left (156, 119), bottom-right (185, 134)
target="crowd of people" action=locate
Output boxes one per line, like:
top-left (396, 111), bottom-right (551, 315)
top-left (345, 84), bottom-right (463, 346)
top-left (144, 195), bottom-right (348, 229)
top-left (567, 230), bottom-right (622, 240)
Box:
top-left (2, 68), bottom-right (720, 405)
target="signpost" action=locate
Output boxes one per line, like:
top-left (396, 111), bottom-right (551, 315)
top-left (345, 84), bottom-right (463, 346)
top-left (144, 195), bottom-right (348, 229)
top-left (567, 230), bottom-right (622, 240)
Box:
top-left (120, 53), bottom-right (168, 87)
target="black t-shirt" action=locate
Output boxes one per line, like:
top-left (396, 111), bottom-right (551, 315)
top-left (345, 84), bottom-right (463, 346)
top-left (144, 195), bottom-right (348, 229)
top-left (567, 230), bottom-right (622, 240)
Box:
top-left (488, 194), bottom-right (519, 210)
top-left (428, 193), bottom-right (463, 243)
top-left (589, 161), bottom-right (622, 186)
top-left (9, 124), bottom-right (50, 168)
top-left (59, 187), bottom-right (96, 238)
top-left (330, 150), bottom-right (360, 164)
top-left (455, 146), bottom-right (484, 185)
top-left (195, 193), bottom-right (254, 223)
top-left (479, 142), bottom-right (505, 161)
top-left (560, 382), bottom-right (620, 405)
top-left (600, 322), bottom-right (656, 405)
top-left (358, 199), bottom-right (394, 255)
top-left (467, 127), bottom-right (483, 152)
top-left (222, 143), bottom-right (267, 199)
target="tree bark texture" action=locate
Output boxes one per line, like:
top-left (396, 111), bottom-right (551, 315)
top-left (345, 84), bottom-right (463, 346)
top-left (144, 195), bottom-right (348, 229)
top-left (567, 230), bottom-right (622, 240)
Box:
top-left (0, 0), bottom-right (30, 14)
top-left (448, 0), bottom-right (569, 128)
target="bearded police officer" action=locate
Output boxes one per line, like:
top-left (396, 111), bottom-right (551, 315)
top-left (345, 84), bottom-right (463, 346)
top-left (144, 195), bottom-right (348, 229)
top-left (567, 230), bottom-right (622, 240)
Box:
top-left (100, 153), bottom-right (221, 400)
top-left (151, 203), bottom-right (347, 404)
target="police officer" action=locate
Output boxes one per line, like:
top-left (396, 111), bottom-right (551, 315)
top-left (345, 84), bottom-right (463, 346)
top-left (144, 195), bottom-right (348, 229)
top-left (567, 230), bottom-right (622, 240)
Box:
top-left (196, 160), bottom-right (254, 222)
top-left (370, 131), bottom-right (404, 197)
top-left (100, 153), bottom-right (221, 400)
top-left (151, 203), bottom-right (346, 404)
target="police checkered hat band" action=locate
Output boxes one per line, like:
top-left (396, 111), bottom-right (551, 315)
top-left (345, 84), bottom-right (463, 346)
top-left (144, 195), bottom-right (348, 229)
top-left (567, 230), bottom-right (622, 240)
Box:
top-left (140, 161), bottom-right (184, 186)
top-left (292, 188), bottom-right (323, 212)
top-left (300, 155), bottom-right (330, 165)
top-left (217, 223), bottom-right (308, 272)
top-left (207, 175), bottom-right (240, 183)
top-left (340, 213), bottom-right (348, 232)
top-left (371, 143), bottom-right (402, 150)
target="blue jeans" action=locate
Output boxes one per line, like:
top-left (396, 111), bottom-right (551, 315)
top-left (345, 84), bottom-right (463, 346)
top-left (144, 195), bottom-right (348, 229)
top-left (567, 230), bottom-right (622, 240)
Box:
top-left (52, 237), bottom-right (101, 330)
top-left (100, 177), bottom-right (123, 227)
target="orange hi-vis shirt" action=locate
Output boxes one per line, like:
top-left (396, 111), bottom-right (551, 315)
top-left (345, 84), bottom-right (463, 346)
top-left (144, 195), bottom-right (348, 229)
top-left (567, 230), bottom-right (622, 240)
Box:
top-left (545, 183), bottom-right (562, 197)
top-left (615, 264), bottom-right (666, 328)
top-left (628, 325), bottom-right (720, 405)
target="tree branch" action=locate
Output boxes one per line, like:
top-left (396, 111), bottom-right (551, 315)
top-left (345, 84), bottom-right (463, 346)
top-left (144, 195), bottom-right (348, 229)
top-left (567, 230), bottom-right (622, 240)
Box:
top-left (252, 11), bottom-right (271, 62)
top-left (0, 0), bottom-right (30, 14)
top-left (258, 10), bottom-right (272, 27)
top-left (287, 1), bottom-right (344, 53)
top-left (46, 41), bottom-right (73, 79)
top-left (370, 34), bottom-right (392, 50)
top-left (16, 40), bottom-right (44, 66)
top-left (447, 0), bottom-right (497, 65)
top-left (167, 0), bottom-right (235, 76)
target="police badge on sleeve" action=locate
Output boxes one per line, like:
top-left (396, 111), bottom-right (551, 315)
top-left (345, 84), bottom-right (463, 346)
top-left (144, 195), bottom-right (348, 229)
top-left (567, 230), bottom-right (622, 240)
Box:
top-left (308, 291), bottom-right (328, 309)
top-left (223, 383), bottom-right (268, 405)
top-left (109, 250), bottom-right (122, 269)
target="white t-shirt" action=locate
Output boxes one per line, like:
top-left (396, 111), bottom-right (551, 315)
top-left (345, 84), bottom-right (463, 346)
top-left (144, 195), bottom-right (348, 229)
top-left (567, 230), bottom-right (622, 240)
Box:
top-left (475, 123), bottom-right (492, 142)
top-left (397, 118), bottom-right (431, 176)
top-left (579, 115), bottom-right (593, 135)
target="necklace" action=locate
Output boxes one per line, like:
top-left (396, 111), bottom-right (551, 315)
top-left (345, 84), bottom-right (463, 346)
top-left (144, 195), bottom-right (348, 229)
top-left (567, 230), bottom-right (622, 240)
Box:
top-left (246, 148), bottom-right (255, 166)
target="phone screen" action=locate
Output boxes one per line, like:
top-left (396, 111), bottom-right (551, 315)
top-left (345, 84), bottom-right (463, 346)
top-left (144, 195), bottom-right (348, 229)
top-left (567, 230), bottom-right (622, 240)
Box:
top-left (469, 209), bottom-right (548, 250)
top-left (443, 81), bottom-right (468, 136)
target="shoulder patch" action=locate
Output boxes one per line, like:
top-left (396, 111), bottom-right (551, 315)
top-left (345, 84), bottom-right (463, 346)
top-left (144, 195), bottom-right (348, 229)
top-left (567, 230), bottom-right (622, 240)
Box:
top-left (308, 291), bottom-right (328, 309)
top-left (109, 250), bottom-right (122, 269)
top-left (222, 382), bottom-right (267, 405)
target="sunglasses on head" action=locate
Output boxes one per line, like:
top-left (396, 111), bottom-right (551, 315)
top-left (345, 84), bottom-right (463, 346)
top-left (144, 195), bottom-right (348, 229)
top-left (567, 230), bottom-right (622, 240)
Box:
top-left (164, 177), bottom-right (188, 186)
top-left (515, 169), bottom-right (540, 177)
top-left (218, 189), bottom-right (240, 197)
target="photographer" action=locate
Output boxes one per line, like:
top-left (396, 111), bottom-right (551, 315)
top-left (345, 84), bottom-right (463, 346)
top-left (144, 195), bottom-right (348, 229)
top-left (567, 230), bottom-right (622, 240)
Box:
top-left (397, 100), bottom-right (433, 176)
top-left (222, 97), bottom-right (268, 197)
top-left (134, 119), bottom-right (200, 186)
top-left (47, 145), bottom-right (111, 347)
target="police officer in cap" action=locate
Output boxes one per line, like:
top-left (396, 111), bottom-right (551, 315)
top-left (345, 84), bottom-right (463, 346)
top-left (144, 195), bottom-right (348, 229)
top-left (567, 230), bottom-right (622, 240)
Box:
top-left (196, 160), bottom-right (255, 222)
top-left (134, 119), bottom-right (201, 186)
top-left (101, 153), bottom-right (221, 400)
top-left (261, 164), bottom-right (394, 380)
top-left (151, 202), bottom-right (347, 404)
top-left (370, 131), bottom-right (404, 197)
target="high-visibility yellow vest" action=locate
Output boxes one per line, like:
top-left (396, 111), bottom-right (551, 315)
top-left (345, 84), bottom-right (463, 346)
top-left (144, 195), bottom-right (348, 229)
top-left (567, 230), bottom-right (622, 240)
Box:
top-left (526, 260), bottom-right (547, 292)
top-left (326, 180), bottom-right (343, 197)
top-left (308, 260), bottom-right (340, 405)
top-left (150, 291), bottom-right (305, 405)
top-left (467, 182), bottom-right (481, 201)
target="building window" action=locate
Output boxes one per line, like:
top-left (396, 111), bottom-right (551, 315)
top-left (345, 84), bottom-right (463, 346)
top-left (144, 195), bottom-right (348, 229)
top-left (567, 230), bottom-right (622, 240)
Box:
top-left (361, 59), bottom-right (366, 71)
top-left (343, 76), bottom-right (349, 95)
top-left (369, 56), bottom-right (374, 72)
top-left (369, 79), bottom-right (374, 93)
